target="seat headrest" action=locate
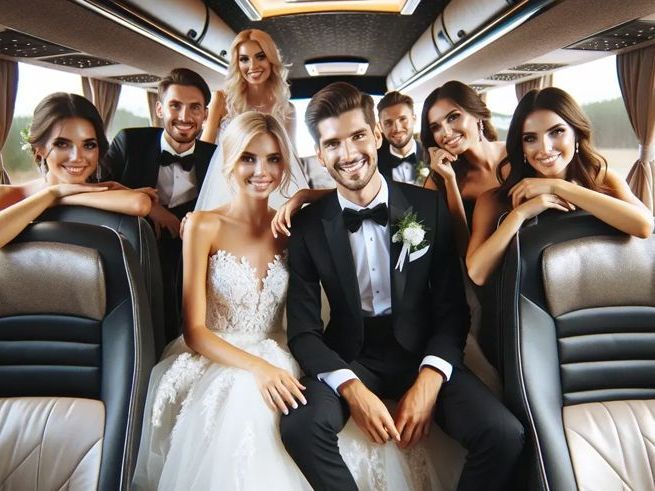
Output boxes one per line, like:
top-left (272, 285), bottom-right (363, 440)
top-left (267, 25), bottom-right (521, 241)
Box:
top-left (0, 241), bottom-right (106, 320)
top-left (542, 235), bottom-right (655, 317)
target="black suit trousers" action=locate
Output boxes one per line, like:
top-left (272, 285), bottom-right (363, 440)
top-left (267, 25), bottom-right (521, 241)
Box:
top-left (280, 335), bottom-right (524, 491)
top-left (157, 200), bottom-right (196, 342)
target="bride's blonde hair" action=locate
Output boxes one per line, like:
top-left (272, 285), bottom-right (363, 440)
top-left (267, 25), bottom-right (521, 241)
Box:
top-left (224, 29), bottom-right (292, 124)
top-left (221, 111), bottom-right (292, 196)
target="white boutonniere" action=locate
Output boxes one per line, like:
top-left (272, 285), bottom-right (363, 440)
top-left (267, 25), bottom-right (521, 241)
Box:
top-left (392, 211), bottom-right (429, 271)
top-left (414, 161), bottom-right (430, 186)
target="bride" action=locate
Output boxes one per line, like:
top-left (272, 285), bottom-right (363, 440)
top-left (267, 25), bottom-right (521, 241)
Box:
top-left (133, 111), bottom-right (445, 490)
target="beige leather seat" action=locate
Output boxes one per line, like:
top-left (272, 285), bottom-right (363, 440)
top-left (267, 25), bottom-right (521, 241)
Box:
top-left (0, 221), bottom-right (155, 490)
top-left (500, 211), bottom-right (655, 490)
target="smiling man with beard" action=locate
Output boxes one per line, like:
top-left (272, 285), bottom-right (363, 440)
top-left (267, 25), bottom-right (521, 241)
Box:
top-left (103, 68), bottom-right (216, 343)
top-left (281, 82), bottom-right (524, 491)
top-left (377, 91), bottom-right (428, 186)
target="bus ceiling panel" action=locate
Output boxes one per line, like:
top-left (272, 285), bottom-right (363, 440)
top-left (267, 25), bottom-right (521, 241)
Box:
top-left (0, 0), bottom-right (227, 89)
top-left (120, 0), bottom-right (235, 64)
top-left (208, 0), bottom-right (447, 80)
top-left (386, 0), bottom-right (516, 92)
top-left (400, 0), bottom-right (655, 102)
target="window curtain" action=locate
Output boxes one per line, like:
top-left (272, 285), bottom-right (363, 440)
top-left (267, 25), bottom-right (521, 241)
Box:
top-left (515, 74), bottom-right (553, 102)
top-left (147, 91), bottom-right (163, 127)
top-left (0, 60), bottom-right (19, 184)
top-left (617, 45), bottom-right (655, 214)
top-left (81, 77), bottom-right (122, 130)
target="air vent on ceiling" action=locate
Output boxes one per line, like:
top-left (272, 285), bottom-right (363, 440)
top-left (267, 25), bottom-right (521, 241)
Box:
top-left (42, 55), bottom-right (117, 69)
top-left (111, 74), bottom-right (162, 84)
top-left (0, 29), bottom-right (75, 58)
top-left (509, 63), bottom-right (567, 72)
top-left (485, 73), bottom-right (527, 82)
top-left (566, 20), bottom-right (655, 52)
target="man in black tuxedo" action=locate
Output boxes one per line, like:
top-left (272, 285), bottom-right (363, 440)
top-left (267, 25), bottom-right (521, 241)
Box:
top-left (280, 82), bottom-right (523, 491)
top-left (103, 68), bottom-right (216, 341)
top-left (377, 91), bottom-right (428, 186)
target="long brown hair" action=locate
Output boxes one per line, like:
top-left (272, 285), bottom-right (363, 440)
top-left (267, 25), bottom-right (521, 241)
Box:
top-left (420, 80), bottom-right (497, 186)
top-left (496, 87), bottom-right (609, 201)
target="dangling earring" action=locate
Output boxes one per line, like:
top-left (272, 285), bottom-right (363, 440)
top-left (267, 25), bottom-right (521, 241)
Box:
top-left (478, 120), bottom-right (484, 142)
top-left (523, 154), bottom-right (527, 165)
top-left (95, 162), bottom-right (102, 183)
top-left (575, 141), bottom-right (579, 154)
top-left (36, 156), bottom-right (47, 180)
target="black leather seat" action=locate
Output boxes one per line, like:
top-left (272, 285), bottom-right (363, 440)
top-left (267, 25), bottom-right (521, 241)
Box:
top-left (38, 205), bottom-right (166, 356)
top-left (0, 221), bottom-right (156, 490)
top-left (500, 210), bottom-right (655, 490)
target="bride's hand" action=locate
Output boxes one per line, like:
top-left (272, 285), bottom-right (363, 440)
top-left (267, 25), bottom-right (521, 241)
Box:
top-left (252, 360), bottom-right (307, 414)
top-left (271, 189), bottom-right (309, 238)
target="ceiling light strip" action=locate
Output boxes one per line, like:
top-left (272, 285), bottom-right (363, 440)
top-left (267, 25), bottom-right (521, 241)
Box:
top-left (399, 0), bottom-right (560, 92)
top-left (69, 0), bottom-right (229, 74)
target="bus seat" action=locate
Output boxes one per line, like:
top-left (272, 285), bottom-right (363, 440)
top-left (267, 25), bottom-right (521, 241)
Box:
top-left (0, 221), bottom-right (156, 491)
top-left (500, 210), bottom-right (655, 490)
top-left (37, 205), bottom-right (166, 357)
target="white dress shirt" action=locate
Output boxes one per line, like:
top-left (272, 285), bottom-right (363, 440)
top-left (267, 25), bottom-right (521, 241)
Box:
top-left (390, 140), bottom-right (417, 184)
top-left (318, 176), bottom-right (453, 395)
top-left (157, 133), bottom-right (198, 208)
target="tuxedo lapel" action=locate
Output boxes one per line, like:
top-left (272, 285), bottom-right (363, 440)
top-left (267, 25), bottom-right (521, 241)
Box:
top-left (193, 141), bottom-right (213, 187)
top-left (321, 194), bottom-right (362, 317)
top-left (388, 182), bottom-right (411, 309)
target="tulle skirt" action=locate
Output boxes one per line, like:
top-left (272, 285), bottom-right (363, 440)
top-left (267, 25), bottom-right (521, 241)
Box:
top-left (132, 331), bottom-right (463, 490)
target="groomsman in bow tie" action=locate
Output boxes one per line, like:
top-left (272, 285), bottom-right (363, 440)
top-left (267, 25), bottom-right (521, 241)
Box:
top-left (103, 68), bottom-right (216, 341)
top-left (377, 91), bottom-right (428, 186)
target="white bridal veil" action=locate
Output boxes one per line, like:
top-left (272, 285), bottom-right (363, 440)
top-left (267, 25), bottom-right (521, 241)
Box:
top-left (195, 118), bottom-right (309, 211)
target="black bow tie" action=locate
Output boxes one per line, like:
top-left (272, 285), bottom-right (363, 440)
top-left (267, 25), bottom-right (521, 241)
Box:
top-left (160, 150), bottom-right (195, 172)
top-left (342, 203), bottom-right (389, 233)
top-left (389, 152), bottom-right (417, 169)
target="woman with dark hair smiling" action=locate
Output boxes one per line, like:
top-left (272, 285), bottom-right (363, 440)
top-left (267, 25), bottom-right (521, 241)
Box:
top-left (466, 87), bottom-right (653, 286)
top-left (422, 80), bottom-right (507, 255)
top-left (0, 92), bottom-right (155, 248)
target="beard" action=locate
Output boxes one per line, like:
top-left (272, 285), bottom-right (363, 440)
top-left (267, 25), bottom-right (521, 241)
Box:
top-left (388, 132), bottom-right (413, 151)
top-left (166, 121), bottom-right (201, 144)
top-left (327, 156), bottom-right (378, 192)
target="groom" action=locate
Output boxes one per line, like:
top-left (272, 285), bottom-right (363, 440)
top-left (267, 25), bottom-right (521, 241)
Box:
top-left (281, 82), bottom-right (524, 490)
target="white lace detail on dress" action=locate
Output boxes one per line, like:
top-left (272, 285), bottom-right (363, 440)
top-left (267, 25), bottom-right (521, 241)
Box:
top-left (151, 251), bottom-right (289, 431)
top-left (233, 422), bottom-right (256, 491)
top-left (340, 438), bottom-right (387, 490)
top-left (205, 250), bottom-right (289, 337)
top-left (152, 353), bottom-right (210, 427)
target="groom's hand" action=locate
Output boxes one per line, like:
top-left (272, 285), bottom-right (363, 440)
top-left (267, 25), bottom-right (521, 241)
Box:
top-left (339, 379), bottom-right (401, 444)
top-left (394, 367), bottom-right (443, 449)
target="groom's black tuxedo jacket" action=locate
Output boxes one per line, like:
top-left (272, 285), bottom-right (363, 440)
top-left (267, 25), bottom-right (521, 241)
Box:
top-left (287, 180), bottom-right (470, 377)
top-left (102, 127), bottom-right (215, 211)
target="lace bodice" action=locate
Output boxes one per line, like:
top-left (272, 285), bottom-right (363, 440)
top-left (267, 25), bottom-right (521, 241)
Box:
top-left (205, 250), bottom-right (289, 338)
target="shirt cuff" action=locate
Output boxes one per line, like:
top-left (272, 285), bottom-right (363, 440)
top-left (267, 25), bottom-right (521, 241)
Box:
top-left (317, 369), bottom-right (359, 395)
top-left (420, 356), bottom-right (453, 382)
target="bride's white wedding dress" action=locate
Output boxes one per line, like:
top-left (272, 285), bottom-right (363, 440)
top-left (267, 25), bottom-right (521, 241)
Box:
top-left (133, 250), bottom-right (453, 491)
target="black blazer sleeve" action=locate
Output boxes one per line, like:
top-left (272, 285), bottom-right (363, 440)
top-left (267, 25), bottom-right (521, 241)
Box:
top-left (286, 214), bottom-right (350, 376)
top-left (102, 130), bottom-right (129, 181)
top-left (425, 191), bottom-right (470, 366)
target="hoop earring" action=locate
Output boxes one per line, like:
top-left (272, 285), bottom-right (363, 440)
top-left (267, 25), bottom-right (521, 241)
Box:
top-left (478, 120), bottom-right (484, 142)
